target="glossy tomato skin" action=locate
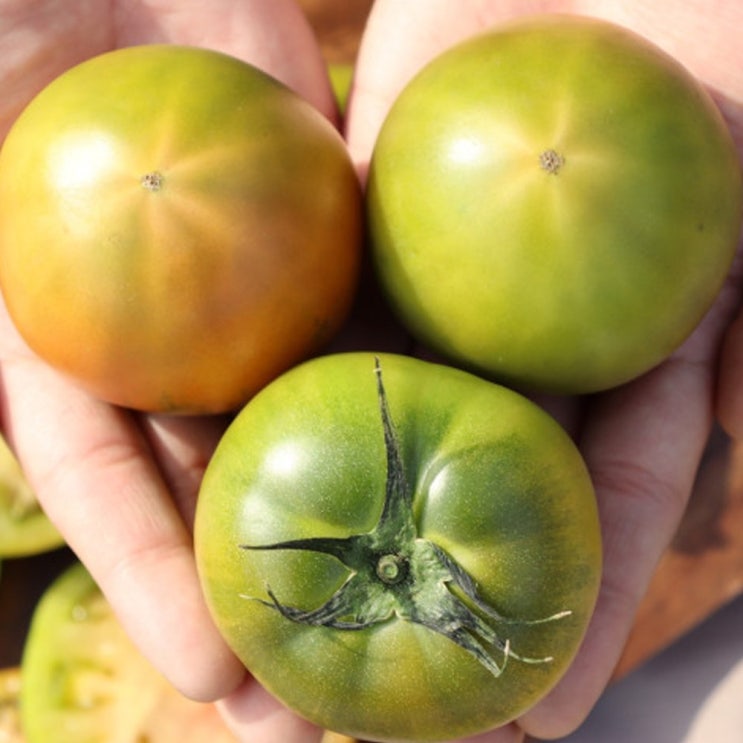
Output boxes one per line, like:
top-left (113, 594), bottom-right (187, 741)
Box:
top-left (195, 352), bottom-right (601, 742)
top-left (0, 45), bottom-right (361, 413)
top-left (367, 16), bottom-right (743, 394)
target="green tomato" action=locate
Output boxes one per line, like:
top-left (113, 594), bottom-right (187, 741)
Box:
top-left (195, 352), bottom-right (601, 742)
top-left (367, 15), bottom-right (743, 394)
top-left (20, 562), bottom-right (238, 743)
top-left (328, 62), bottom-right (354, 116)
top-left (0, 435), bottom-right (63, 558)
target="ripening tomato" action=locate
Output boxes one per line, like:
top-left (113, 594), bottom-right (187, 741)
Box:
top-left (0, 45), bottom-right (362, 413)
top-left (367, 15), bottom-right (742, 394)
top-left (195, 352), bottom-right (601, 742)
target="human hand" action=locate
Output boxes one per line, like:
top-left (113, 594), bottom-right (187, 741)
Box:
top-left (340, 1), bottom-right (741, 741)
top-left (0, 0), bottom-right (341, 740)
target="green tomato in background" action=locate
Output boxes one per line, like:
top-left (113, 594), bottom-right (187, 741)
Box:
top-left (367, 15), bottom-right (742, 394)
top-left (195, 352), bottom-right (601, 742)
top-left (20, 563), bottom-right (238, 743)
top-left (328, 62), bottom-right (353, 115)
top-left (0, 435), bottom-right (63, 558)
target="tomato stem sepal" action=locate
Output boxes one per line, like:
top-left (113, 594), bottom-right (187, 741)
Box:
top-left (240, 358), bottom-right (571, 679)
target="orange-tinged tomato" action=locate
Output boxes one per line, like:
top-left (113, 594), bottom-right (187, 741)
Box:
top-left (0, 45), bottom-right (362, 413)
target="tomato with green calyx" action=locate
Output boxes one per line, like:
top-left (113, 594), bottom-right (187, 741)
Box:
top-left (367, 15), bottom-right (743, 394)
top-left (0, 435), bottom-right (63, 558)
top-left (20, 562), bottom-right (238, 743)
top-left (0, 45), bottom-right (361, 413)
top-left (195, 352), bottom-right (601, 742)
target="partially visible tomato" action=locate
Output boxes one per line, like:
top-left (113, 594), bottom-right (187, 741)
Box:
top-left (195, 352), bottom-right (601, 742)
top-left (0, 45), bottom-right (362, 413)
top-left (0, 435), bottom-right (63, 559)
top-left (20, 562), bottom-right (239, 743)
top-left (328, 63), bottom-right (354, 116)
top-left (367, 15), bottom-right (742, 394)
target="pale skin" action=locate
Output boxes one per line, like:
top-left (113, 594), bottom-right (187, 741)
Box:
top-left (0, 2), bottom-right (741, 742)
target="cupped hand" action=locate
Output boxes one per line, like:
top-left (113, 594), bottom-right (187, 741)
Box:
top-left (342, 1), bottom-right (742, 742)
top-left (0, 1), bottom-right (339, 740)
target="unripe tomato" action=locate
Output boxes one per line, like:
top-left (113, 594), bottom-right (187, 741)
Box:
top-left (0, 45), bottom-right (362, 413)
top-left (20, 562), bottom-right (239, 743)
top-left (0, 434), bottom-right (63, 558)
top-left (367, 16), bottom-right (742, 394)
top-left (195, 352), bottom-right (601, 742)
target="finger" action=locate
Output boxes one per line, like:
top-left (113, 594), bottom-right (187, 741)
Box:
top-left (138, 412), bottom-right (230, 531)
top-left (718, 306), bottom-right (743, 438)
top-left (519, 356), bottom-right (714, 738)
top-left (218, 677), bottom-right (527, 743)
top-left (0, 359), bottom-right (245, 702)
top-left (115, 0), bottom-right (336, 119)
top-left (217, 676), bottom-right (323, 743)
top-left (346, 0), bottom-right (562, 178)
top-left (346, 0), bottom-right (480, 178)
top-left (0, 1), bottom-right (110, 138)
top-left (715, 241), bottom-right (743, 438)
top-left (454, 726), bottom-right (525, 743)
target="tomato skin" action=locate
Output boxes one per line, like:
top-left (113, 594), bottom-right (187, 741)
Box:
top-left (328, 63), bottom-right (354, 115)
top-left (0, 435), bottom-right (63, 558)
top-left (20, 562), bottom-right (239, 743)
top-left (195, 352), bottom-right (601, 742)
top-left (367, 16), bottom-right (743, 394)
top-left (0, 45), bottom-right (362, 413)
